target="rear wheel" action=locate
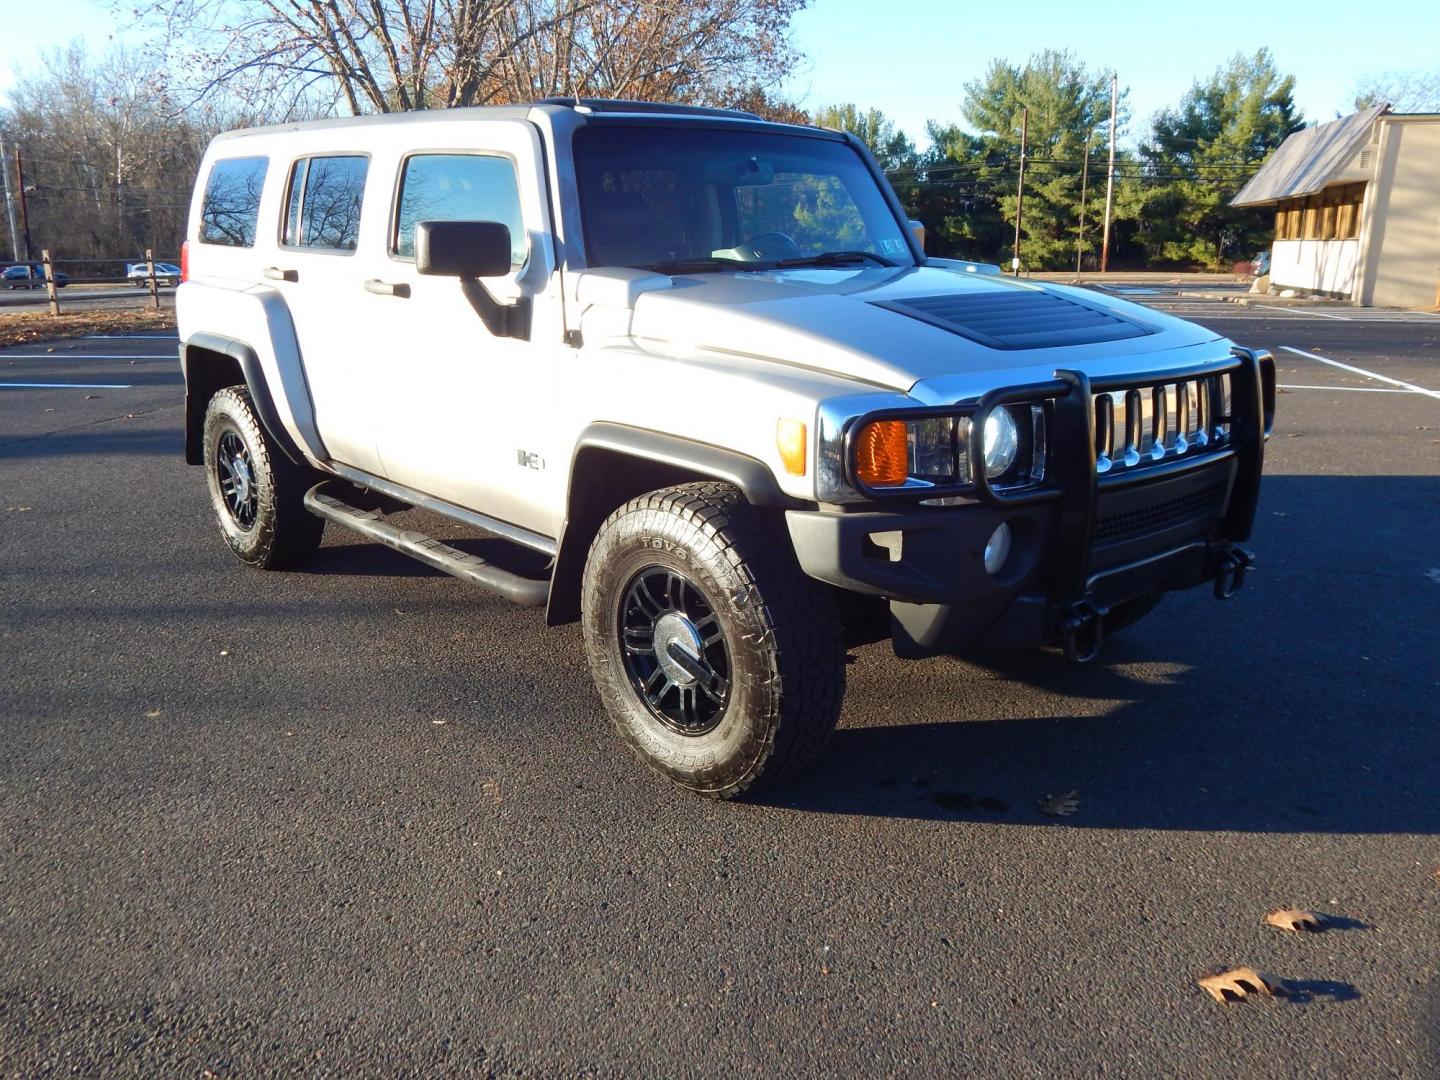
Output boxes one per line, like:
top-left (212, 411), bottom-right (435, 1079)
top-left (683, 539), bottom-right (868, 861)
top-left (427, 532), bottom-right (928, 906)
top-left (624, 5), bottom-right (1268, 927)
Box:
top-left (202, 385), bottom-right (324, 569)
top-left (581, 482), bottom-right (845, 798)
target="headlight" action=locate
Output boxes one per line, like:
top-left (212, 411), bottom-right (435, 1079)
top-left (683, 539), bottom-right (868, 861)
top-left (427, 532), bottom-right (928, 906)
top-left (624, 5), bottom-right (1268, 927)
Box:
top-left (850, 404), bottom-right (1044, 493)
top-left (983, 408), bottom-right (1019, 479)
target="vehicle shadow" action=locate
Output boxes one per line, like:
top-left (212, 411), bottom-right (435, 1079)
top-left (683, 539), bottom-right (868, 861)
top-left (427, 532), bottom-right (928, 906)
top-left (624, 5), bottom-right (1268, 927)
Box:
top-left (0, 426), bottom-right (183, 460)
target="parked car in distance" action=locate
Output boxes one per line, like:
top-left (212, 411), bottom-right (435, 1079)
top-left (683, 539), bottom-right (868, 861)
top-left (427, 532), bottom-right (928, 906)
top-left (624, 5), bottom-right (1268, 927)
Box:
top-left (178, 98), bottom-right (1275, 799)
top-left (127, 262), bottom-right (182, 287)
top-left (2, 263), bottom-right (69, 288)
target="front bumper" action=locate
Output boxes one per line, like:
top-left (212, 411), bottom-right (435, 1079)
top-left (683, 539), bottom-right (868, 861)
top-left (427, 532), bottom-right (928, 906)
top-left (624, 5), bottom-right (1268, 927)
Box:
top-left (787, 348), bottom-right (1274, 658)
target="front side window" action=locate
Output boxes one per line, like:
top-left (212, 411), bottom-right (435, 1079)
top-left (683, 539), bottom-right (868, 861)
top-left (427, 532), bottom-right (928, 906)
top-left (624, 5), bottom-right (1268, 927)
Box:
top-left (573, 125), bottom-right (913, 271)
top-left (199, 156), bottom-right (268, 247)
top-left (393, 153), bottom-right (526, 267)
top-left (283, 155), bottom-right (369, 251)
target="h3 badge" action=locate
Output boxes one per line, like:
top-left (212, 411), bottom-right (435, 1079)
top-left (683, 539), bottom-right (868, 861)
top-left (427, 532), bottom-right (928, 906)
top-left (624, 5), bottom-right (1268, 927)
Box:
top-left (516, 449), bottom-right (546, 471)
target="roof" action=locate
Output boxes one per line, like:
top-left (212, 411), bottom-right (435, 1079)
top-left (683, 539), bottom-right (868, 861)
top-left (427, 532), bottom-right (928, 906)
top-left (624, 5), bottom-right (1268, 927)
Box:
top-left (1230, 105), bottom-right (1387, 207)
top-left (534, 97), bottom-right (761, 120)
top-left (212, 98), bottom-right (766, 143)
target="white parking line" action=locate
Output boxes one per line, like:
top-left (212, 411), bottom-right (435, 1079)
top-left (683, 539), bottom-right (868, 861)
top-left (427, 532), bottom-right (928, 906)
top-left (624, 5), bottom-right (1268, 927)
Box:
top-left (1280, 345), bottom-right (1440, 400)
top-left (1254, 304), bottom-right (1352, 321)
top-left (82, 334), bottom-right (178, 340)
top-left (1278, 383), bottom-right (1415, 393)
top-left (0, 382), bottom-right (133, 389)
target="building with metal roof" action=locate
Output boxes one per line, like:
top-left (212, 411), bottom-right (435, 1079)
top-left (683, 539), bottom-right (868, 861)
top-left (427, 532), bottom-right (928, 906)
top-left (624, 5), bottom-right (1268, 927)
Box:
top-left (1232, 106), bottom-right (1440, 309)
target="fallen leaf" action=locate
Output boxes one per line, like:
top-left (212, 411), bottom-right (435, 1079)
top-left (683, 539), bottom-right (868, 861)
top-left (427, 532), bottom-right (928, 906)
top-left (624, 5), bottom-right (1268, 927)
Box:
top-left (1197, 967), bottom-right (1283, 1004)
top-left (1265, 908), bottom-right (1326, 932)
top-left (7, 506), bottom-right (33, 512)
top-left (481, 778), bottom-right (502, 804)
top-left (219, 649), bottom-right (229, 657)
top-left (1037, 789), bottom-right (1080, 817)
top-left (144, 708), bottom-right (161, 718)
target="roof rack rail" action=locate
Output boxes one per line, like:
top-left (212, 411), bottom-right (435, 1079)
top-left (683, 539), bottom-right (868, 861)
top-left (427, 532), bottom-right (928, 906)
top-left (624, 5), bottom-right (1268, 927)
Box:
top-left (534, 97), bottom-right (762, 121)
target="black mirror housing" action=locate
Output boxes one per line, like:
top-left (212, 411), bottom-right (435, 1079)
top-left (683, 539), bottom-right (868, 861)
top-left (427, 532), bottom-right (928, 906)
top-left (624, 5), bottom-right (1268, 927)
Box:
top-left (415, 221), bottom-right (513, 278)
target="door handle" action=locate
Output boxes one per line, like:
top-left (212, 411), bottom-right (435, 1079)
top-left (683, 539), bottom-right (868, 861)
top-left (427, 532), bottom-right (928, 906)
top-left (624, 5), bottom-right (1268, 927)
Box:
top-left (262, 266), bottom-right (298, 282)
top-left (364, 279), bottom-right (411, 298)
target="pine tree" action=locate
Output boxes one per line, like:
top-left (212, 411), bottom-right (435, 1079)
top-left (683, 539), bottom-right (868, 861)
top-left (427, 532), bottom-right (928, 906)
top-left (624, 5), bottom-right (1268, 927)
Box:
top-left (1142, 49), bottom-right (1303, 266)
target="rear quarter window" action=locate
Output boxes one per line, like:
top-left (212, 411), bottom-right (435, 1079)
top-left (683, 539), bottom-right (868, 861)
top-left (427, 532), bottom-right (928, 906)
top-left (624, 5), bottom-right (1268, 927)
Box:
top-left (198, 156), bottom-right (269, 247)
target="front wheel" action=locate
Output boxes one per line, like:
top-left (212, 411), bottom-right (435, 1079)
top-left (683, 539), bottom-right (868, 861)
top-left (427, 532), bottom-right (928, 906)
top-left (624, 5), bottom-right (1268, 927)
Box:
top-left (201, 385), bottom-right (324, 568)
top-left (581, 482), bottom-right (845, 799)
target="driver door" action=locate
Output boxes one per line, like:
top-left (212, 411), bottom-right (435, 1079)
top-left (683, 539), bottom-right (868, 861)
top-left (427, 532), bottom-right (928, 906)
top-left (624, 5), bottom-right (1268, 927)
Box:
top-left (364, 122), bottom-right (564, 538)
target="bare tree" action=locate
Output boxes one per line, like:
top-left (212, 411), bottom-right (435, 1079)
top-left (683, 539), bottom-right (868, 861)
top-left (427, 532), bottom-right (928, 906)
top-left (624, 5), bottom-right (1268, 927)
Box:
top-left (0, 43), bottom-right (235, 258)
top-left (125, 0), bottom-right (808, 115)
top-left (1354, 68), bottom-right (1440, 113)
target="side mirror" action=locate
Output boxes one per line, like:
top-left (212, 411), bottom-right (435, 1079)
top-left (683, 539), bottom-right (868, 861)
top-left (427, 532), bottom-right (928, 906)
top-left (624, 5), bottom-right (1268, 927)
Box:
top-left (415, 220), bottom-right (513, 278)
top-left (908, 219), bottom-right (926, 252)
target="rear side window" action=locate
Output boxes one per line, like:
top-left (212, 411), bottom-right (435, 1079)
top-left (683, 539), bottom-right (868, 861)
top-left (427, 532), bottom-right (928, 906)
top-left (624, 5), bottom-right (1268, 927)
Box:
top-left (198, 156), bottom-right (268, 247)
top-left (393, 153), bottom-right (526, 267)
top-left (283, 155), bottom-right (369, 251)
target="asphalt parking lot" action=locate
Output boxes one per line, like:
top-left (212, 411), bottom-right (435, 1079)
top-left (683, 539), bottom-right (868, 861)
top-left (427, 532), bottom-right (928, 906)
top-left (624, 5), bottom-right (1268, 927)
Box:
top-left (2, 298), bottom-right (1438, 1075)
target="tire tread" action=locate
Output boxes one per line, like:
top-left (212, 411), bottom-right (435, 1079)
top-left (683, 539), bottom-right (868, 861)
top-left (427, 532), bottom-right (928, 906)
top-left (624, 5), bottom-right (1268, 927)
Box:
top-left (585, 481), bottom-right (844, 797)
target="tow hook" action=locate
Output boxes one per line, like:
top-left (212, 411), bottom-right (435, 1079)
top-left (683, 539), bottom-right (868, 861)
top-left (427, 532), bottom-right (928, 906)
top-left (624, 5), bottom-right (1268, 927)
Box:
top-left (1213, 545), bottom-right (1256, 600)
top-left (1060, 600), bottom-right (1105, 664)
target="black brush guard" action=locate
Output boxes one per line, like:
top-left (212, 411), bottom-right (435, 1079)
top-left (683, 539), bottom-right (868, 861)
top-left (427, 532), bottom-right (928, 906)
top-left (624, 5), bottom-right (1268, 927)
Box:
top-left (970, 346), bottom-right (1274, 660)
top-left (834, 347), bottom-right (1275, 662)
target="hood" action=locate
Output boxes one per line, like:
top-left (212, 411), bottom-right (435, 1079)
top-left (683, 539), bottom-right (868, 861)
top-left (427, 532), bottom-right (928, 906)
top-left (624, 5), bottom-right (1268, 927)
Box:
top-left (622, 266), bottom-right (1225, 394)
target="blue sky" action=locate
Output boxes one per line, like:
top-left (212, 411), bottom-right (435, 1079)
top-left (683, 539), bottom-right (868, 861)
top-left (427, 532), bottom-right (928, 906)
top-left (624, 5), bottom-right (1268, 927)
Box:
top-left (782, 0), bottom-right (1440, 145)
top-left (3, 0), bottom-right (1437, 146)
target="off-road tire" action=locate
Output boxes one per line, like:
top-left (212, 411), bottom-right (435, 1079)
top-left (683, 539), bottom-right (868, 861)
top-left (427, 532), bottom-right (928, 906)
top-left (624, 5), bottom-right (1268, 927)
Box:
top-left (581, 482), bottom-right (845, 799)
top-left (202, 385), bottom-right (324, 569)
top-left (1104, 591), bottom-right (1163, 635)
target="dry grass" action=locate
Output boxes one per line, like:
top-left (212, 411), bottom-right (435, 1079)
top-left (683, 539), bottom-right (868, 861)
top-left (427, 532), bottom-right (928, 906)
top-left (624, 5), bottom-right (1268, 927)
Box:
top-left (0, 308), bottom-right (176, 349)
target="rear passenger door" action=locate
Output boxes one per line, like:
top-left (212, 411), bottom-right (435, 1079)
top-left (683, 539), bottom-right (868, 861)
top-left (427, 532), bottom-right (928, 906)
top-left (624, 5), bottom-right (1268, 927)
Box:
top-left (265, 152), bottom-right (388, 474)
top-left (366, 123), bottom-right (562, 536)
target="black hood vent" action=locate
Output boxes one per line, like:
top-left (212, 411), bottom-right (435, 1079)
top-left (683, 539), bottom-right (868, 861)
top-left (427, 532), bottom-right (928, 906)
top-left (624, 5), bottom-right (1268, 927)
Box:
top-left (873, 289), bottom-right (1156, 351)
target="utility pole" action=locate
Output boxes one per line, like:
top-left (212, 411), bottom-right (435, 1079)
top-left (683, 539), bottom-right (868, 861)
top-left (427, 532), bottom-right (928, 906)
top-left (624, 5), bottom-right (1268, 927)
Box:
top-left (15, 145), bottom-right (34, 261)
top-left (1012, 106), bottom-right (1028, 277)
top-left (1100, 71), bottom-right (1118, 274)
top-left (0, 141), bottom-right (20, 262)
top-left (1076, 142), bottom-right (1090, 276)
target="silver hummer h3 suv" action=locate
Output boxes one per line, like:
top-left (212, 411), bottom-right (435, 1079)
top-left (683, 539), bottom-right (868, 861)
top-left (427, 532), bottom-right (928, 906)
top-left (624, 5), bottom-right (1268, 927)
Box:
top-left (178, 98), bottom-right (1275, 798)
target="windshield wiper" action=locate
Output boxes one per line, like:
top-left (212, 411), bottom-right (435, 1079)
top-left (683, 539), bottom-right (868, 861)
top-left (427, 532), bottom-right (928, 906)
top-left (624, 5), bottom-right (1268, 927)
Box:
top-left (648, 257), bottom-right (765, 275)
top-left (776, 250), bottom-right (896, 269)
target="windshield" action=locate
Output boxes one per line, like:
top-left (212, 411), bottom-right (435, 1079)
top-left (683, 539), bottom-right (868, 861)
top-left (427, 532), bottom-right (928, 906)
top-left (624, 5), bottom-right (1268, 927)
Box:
top-left (573, 124), bottom-right (915, 272)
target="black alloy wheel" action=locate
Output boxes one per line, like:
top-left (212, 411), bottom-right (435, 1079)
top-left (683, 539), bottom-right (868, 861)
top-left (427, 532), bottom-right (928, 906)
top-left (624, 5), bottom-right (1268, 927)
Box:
top-left (618, 566), bottom-right (732, 735)
top-left (214, 428), bottom-right (259, 531)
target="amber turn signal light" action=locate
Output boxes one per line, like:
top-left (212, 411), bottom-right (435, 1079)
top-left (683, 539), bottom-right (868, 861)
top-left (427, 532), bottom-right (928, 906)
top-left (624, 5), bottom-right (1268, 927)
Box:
top-left (854, 420), bottom-right (908, 486)
top-left (776, 418), bottom-right (807, 476)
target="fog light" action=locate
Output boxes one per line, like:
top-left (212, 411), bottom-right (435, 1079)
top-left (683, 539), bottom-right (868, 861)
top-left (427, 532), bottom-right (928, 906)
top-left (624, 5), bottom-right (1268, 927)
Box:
top-left (983, 522), bottom-right (1012, 576)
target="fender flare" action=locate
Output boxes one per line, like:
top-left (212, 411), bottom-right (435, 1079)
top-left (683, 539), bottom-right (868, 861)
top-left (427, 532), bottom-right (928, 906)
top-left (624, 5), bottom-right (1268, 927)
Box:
top-left (544, 423), bottom-right (802, 625)
top-left (182, 332), bottom-right (312, 466)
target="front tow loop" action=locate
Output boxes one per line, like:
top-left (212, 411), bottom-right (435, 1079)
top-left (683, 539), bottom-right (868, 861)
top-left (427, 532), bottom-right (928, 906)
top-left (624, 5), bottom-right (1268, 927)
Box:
top-left (1213, 545), bottom-right (1256, 600)
top-left (1060, 600), bottom-right (1105, 664)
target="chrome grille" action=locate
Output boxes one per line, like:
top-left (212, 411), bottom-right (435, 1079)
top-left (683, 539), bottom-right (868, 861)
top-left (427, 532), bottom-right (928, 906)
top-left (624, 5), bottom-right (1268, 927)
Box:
top-left (1093, 374), bottom-right (1231, 475)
